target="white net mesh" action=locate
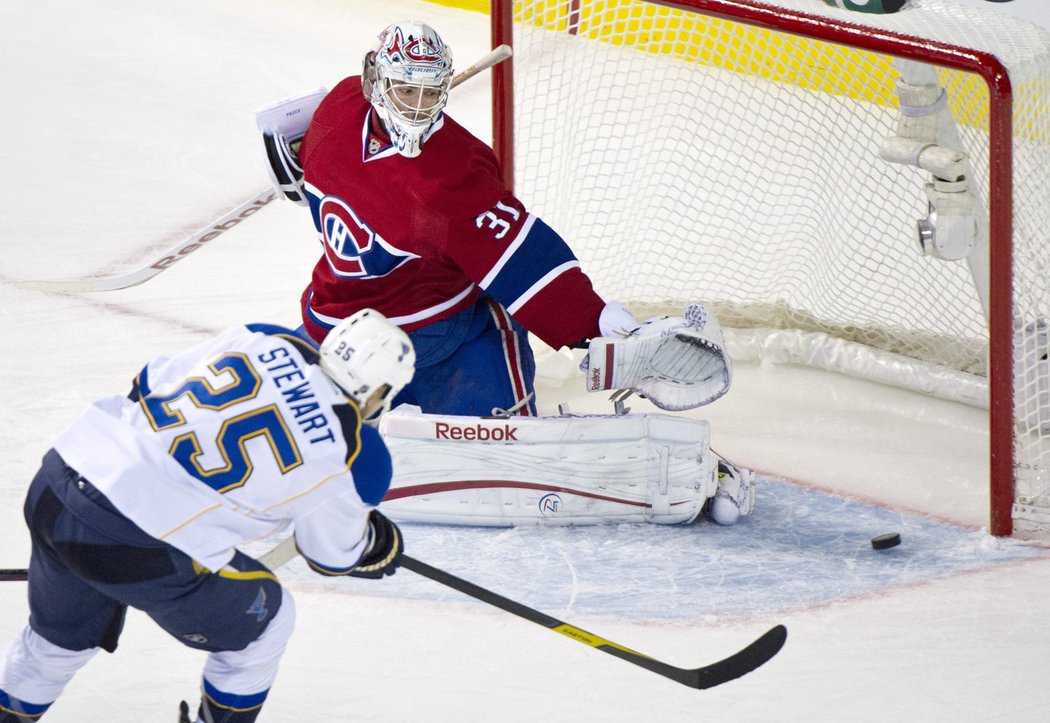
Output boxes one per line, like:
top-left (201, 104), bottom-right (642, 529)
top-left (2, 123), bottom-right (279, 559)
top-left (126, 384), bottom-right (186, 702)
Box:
top-left (503, 0), bottom-right (1050, 533)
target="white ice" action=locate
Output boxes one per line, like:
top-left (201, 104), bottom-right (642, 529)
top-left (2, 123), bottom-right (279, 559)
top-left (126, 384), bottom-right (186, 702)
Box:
top-left (2, 1), bottom-right (1050, 721)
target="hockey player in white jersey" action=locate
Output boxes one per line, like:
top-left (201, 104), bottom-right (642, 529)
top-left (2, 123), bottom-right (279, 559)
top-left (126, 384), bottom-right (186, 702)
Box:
top-left (0, 310), bottom-right (414, 723)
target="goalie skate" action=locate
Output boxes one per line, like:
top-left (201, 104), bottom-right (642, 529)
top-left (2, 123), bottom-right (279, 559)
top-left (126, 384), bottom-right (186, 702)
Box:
top-left (706, 459), bottom-right (756, 526)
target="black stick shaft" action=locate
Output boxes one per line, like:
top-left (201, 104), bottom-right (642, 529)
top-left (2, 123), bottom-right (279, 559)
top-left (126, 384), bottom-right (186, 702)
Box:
top-left (5, 552), bottom-right (785, 688)
top-left (399, 555), bottom-right (786, 689)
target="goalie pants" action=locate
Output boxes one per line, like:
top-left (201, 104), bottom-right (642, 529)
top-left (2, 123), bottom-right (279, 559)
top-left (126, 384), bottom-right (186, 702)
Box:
top-left (0, 450), bottom-right (292, 721)
top-left (301, 295), bottom-right (537, 417)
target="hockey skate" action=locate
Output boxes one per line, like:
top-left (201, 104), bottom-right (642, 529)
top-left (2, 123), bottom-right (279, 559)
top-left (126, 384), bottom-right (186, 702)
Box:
top-left (706, 459), bottom-right (756, 526)
top-left (177, 700), bottom-right (193, 723)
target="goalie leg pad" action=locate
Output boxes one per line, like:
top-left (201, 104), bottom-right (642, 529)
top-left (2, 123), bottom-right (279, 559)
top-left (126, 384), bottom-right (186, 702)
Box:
top-left (377, 406), bottom-right (716, 526)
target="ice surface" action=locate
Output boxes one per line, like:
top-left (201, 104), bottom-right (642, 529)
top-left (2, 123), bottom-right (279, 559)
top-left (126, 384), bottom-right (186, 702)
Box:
top-left (2, 1), bottom-right (1050, 721)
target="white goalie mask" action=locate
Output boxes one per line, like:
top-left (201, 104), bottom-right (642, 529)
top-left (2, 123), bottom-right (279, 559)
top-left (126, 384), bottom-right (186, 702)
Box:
top-left (319, 309), bottom-right (416, 420)
top-left (364, 21), bottom-right (453, 158)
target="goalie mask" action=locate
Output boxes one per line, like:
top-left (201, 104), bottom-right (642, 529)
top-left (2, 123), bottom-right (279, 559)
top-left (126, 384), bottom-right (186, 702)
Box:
top-left (363, 21), bottom-right (453, 158)
top-left (319, 309), bottom-right (416, 420)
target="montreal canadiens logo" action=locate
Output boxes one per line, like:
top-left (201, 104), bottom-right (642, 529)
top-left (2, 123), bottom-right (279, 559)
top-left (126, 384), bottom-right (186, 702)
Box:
top-left (382, 29), bottom-right (443, 64)
top-left (403, 36), bottom-right (443, 62)
top-left (318, 196), bottom-right (414, 278)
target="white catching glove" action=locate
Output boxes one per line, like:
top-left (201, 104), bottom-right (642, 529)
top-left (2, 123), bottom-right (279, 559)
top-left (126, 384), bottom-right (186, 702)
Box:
top-left (582, 302), bottom-right (733, 411)
top-left (579, 300), bottom-right (637, 376)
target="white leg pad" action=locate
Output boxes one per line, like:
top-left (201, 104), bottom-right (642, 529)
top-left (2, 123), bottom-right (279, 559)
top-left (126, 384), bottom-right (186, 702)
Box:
top-left (378, 406), bottom-right (716, 526)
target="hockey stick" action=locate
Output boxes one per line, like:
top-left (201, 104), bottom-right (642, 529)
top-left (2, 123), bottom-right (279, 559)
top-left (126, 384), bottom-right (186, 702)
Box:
top-left (0, 535), bottom-right (300, 583)
top-left (259, 536), bottom-right (787, 690)
top-left (16, 190), bottom-right (279, 293)
top-left (5, 534), bottom-right (786, 687)
top-left (17, 44), bottom-right (513, 294)
top-left (399, 556), bottom-right (786, 689)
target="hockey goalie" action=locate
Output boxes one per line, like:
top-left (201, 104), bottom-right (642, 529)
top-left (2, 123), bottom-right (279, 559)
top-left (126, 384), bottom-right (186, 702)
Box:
top-left (378, 304), bottom-right (755, 528)
top-left (254, 26), bottom-right (754, 529)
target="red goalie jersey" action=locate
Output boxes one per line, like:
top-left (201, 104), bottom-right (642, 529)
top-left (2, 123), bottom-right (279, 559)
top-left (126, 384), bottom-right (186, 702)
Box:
top-left (297, 76), bottom-right (606, 348)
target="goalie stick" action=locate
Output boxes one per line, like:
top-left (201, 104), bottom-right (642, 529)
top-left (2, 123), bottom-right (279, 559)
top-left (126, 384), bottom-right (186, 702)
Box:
top-left (17, 44), bottom-right (514, 294)
top-left (16, 190), bottom-right (279, 292)
top-left (258, 535), bottom-right (787, 690)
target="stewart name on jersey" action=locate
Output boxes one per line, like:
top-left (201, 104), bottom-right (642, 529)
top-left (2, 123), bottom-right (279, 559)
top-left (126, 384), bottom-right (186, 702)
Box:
top-left (297, 76), bottom-right (606, 348)
top-left (50, 324), bottom-right (391, 573)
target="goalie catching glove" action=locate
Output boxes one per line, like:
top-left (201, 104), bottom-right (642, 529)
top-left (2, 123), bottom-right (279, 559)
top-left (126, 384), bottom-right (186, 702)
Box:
top-left (583, 303), bottom-right (732, 411)
top-left (347, 510), bottom-right (403, 579)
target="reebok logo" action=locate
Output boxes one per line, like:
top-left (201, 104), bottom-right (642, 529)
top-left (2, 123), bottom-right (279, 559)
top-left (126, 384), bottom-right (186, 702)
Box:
top-left (434, 422), bottom-right (518, 441)
top-left (590, 366), bottom-right (602, 390)
top-left (151, 192), bottom-right (276, 270)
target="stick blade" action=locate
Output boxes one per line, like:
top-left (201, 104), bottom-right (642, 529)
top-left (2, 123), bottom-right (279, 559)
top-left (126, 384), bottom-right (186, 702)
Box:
top-left (16, 262), bottom-right (162, 292)
top-left (688, 624), bottom-right (788, 689)
top-left (16, 275), bottom-right (143, 293)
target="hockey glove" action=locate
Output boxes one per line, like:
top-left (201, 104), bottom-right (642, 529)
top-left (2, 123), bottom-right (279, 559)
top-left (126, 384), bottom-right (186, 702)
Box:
top-left (582, 302), bottom-right (732, 411)
top-left (348, 510), bottom-right (403, 579)
top-left (262, 131), bottom-right (308, 205)
top-left (255, 87), bottom-right (327, 206)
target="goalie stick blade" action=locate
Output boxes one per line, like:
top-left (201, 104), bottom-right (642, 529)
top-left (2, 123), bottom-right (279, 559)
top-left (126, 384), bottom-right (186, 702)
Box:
top-left (0, 569), bottom-right (28, 582)
top-left (400, 555), bottom-right (786, 689)
top-left (15, 189), bottom-right (278, 293)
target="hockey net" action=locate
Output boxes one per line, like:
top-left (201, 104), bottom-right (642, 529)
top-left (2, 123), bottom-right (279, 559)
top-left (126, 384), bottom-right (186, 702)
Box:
top-left (489, 0), bottom-right (1050, 536)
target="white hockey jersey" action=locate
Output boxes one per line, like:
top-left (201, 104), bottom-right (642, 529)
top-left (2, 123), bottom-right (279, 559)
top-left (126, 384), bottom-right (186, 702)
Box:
top-left (51, 323), bottom-right (391, 573)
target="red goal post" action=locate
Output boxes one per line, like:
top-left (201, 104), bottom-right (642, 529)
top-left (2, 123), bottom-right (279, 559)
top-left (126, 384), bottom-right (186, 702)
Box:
top-left (487, 0), bottom-right (1050, 536)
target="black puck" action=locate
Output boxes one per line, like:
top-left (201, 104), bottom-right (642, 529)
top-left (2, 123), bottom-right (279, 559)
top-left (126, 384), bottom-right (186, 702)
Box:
top-left (871, 532), bottom-right (902, 550)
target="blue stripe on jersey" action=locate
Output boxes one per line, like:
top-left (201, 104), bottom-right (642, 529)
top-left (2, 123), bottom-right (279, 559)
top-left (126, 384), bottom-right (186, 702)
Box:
top-left (301, 556), bottom-right (355, 576)
top-left (132, 325), bottom-right (317, 401)
top-left (245, 322), bottom-right (320, 363)
top-left (351, 423), bottom-right (392, 506)
top-left (303, 289), bottom-right (336, 332)
top-left (481, 217), bottom-right (578, 308)
top-left (245, 322), bottom-right (298, 337)
top-left (132, 364), bottom-right (151, 399)
top-left (306, 184), bottom-right (323, 233)
top-left (202, 677), bottom-right (268, 711)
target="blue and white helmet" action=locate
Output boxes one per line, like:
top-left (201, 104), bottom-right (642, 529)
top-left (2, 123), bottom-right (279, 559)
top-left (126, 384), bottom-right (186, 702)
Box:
top-left (365, 21), bottom-right (453, 158)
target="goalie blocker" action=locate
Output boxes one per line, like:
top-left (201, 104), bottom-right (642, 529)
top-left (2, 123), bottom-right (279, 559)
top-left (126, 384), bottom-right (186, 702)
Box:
top-left (377, 406), bottom-right (720, 526)
top-left (256, 87), bottom-right (328, 206)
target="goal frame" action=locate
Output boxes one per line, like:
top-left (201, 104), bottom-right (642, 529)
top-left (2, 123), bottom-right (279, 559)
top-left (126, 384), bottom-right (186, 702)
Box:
top-left (488, 0), bottom-right (1016, 535)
